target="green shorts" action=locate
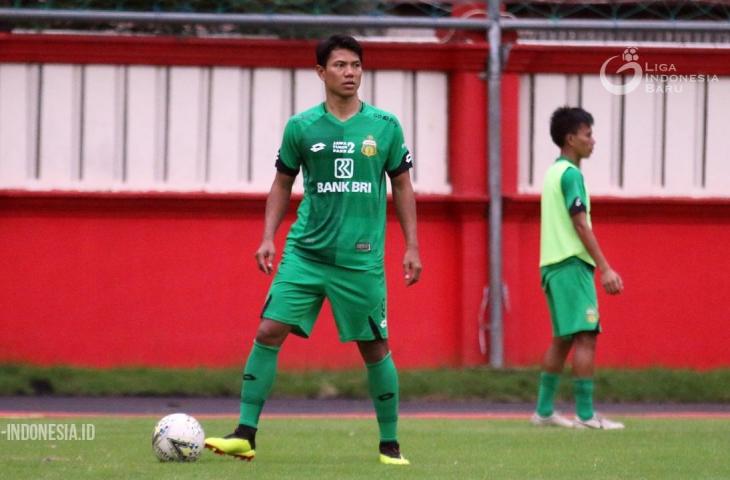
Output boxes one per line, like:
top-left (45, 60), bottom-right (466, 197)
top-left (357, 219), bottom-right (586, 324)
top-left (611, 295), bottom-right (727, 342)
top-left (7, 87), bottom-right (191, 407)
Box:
top-left (541, 257), bottom-right (601, 338)
top-left (261, 252), bottom-right (387, 342)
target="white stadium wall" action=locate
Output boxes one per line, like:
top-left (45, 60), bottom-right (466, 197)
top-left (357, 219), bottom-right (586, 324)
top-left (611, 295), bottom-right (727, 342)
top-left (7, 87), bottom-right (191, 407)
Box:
top-left (4, 60), bottom-right (727, 199)
top-left (518, 73), bottom-right (730, 198)
top-left (0, 63), bottom-right (449, 194)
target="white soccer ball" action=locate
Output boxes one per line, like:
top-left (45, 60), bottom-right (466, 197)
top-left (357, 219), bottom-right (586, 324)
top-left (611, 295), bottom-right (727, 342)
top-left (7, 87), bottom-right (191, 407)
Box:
top-left (151, 413), bottom-right (205, 462)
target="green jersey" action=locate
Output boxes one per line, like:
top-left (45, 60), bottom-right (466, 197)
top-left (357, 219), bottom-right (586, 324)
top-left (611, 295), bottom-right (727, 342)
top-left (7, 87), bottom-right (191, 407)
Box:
top-left (275, 102), bottom-right (412, 270)
top-left (539, 157), bottom-right (595, 268)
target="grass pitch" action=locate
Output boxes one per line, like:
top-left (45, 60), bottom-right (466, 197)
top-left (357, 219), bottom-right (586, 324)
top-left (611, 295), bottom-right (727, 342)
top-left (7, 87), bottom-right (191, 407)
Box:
top-left (2, 416), bottom-right (729, 480)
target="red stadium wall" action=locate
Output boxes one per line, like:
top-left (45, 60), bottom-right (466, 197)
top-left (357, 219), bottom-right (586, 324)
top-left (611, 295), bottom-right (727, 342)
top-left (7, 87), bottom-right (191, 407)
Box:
top-left (1, 34), bottom-right (729, 369)
top-left (0, 192), bottom-right (474, 369)
top-left (502, 198), bottom-right (730, 369)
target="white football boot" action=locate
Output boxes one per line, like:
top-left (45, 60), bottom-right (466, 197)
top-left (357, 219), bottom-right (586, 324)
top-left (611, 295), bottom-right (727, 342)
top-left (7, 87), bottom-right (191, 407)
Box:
top-left (530, 412), bottom-right (575, 428)
top-left (573, 413), bottom-right (625, 430)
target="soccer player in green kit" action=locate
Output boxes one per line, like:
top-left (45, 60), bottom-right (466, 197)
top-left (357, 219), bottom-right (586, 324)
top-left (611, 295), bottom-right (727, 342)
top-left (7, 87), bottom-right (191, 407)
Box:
top-left (205, 35), bottom-right (421, 464)
top-left (530, 107), bottom-right (625, 430)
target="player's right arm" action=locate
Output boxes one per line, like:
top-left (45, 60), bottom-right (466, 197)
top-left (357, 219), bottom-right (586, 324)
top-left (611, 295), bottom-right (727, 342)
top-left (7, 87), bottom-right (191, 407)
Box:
top-left (255, 118), bottom-right (301, 275)
top-left (255, 172), bottom-right (296, 275)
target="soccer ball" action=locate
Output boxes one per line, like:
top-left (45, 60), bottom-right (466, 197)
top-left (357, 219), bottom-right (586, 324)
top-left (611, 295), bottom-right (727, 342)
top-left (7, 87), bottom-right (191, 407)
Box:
top-left (151, 413), bottom-right (205, 462)
top-left (623, 47), bottom-right (639, 62)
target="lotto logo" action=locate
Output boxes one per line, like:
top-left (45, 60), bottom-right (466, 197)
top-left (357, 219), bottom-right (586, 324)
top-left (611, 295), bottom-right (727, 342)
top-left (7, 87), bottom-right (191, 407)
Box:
top-left (335, 158), bottom-right (353, 179)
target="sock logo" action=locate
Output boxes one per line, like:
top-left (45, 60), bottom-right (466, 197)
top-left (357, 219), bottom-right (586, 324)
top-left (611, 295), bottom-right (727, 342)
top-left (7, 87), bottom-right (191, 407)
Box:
top-left (243, 374), bottom-right (257, 381)
top-left (378, 392), bottom-right (395, 401)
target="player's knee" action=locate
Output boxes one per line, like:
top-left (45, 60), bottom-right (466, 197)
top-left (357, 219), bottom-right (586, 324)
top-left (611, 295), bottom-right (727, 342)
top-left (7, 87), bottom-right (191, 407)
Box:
top-left (574, 331), bottom-right (597, 349)
top-left (553, 336), bottom-right (574, 349)
top-left (255, 319), bottom-right (290, 347)
top-left (357, 339), bottom-right (389, 363)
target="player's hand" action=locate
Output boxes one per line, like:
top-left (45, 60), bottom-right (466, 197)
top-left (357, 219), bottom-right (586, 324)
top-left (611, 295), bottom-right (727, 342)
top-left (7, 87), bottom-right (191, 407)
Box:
top-left (255, 239), bottom-right (276, 275)
top-left (600, 268), bottom-right (623, 295)
top-left (403, 247), bottom-right (422, 286)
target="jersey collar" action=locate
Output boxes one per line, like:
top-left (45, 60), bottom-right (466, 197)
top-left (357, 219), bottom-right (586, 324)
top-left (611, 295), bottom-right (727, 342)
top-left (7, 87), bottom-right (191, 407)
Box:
top-left (321, 101), bottom-right (366, 124)
top-left (556, 155), bottom-right (579, 167)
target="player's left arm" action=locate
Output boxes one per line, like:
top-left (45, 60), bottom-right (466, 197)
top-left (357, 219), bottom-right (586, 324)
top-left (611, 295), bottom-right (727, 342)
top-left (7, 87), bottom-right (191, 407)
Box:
top-left (562, 169), bottom-right (623, 295)
top-left (571, 213), bottom-right (623, 295)
top-left (390, 172), bottom-right (422, 286)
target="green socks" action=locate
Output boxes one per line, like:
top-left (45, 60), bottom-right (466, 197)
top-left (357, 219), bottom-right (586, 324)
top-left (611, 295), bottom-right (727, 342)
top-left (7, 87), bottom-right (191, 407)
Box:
top-left (536, 371), bottom-right (561, 417)
top-left (237, 343), bottom-right (402, 441)
top-left (574, 378), bottom-right (595, 421)
top-left (239, 341), bottom-right (280, 428)
top-left (536, 373), bottom-right (595, 420)
top-left (537, 372), bottom-right (593, 420)
top-left (366, 352), bottom-right (400, 442)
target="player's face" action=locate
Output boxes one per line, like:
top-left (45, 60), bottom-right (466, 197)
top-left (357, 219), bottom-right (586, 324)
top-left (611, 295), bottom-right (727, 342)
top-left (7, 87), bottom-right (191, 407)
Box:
top-left (317, 48), bottom-right (362, 99)
top-left (567, 123), bottom-right (595, 159)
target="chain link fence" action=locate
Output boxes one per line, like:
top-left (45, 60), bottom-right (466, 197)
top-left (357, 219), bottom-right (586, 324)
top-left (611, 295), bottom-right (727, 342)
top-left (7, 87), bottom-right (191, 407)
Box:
top-left (2, 0), bottom-right (445, 36)
top-left (3, 1), bottom-right (727, 40)
top-left (506, 1), bottom-right (730, 43)
top-left (6, 1), bottom-right (730, 19)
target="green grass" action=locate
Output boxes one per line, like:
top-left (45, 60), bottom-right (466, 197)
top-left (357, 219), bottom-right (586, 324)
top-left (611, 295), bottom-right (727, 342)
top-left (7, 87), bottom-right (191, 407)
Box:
top-left (2, 417), bottom-right (730, 479)
top-left (3, 364), bottom-right (730, 403)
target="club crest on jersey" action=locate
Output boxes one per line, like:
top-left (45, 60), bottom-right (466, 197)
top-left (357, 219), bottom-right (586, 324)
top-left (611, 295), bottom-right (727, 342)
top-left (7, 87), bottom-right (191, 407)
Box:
top-left (361, 135), bottom-right (377, 157)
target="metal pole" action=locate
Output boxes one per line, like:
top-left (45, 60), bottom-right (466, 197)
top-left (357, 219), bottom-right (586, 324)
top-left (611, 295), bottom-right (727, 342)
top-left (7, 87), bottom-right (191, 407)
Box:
top-left (0, 8), bottom-right (491, 30)
top-left (487, 0), bottom-right (503, 369)
top-left (502, 17), bottom-right (730, 32)
top-left (4, 8), bottom-right (730, 33)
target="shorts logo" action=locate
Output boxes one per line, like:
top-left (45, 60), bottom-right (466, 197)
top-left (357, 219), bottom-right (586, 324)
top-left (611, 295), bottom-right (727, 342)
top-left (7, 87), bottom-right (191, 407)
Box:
top-left (334, 158), bottom-right (354, 178)
top-left (355, 242), bottom-right (371, 252)
top-left (310, 142), bottom-right (326, 152)
top-left (380, 319), bottom-right (387, 328)
top-left (586, 308), bottom-right (598, 323)
top-left (361, 135), bottom-right (377, 157)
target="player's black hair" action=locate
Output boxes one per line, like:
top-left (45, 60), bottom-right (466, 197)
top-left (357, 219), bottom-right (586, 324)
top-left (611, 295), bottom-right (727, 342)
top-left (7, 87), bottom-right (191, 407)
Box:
top-left (550, 106), bottom-right (594, 148)
top-left (316, 34), bottom-right (363, 67)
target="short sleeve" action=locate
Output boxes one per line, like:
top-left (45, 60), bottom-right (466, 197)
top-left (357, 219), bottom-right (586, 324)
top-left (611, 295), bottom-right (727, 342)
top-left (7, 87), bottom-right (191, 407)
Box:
top-left (385, 119), bottom-right (413, 178)
top-left (275, 118), bottom-right (302, 177)
top-left (560, 167), bottom-right (587, 215)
